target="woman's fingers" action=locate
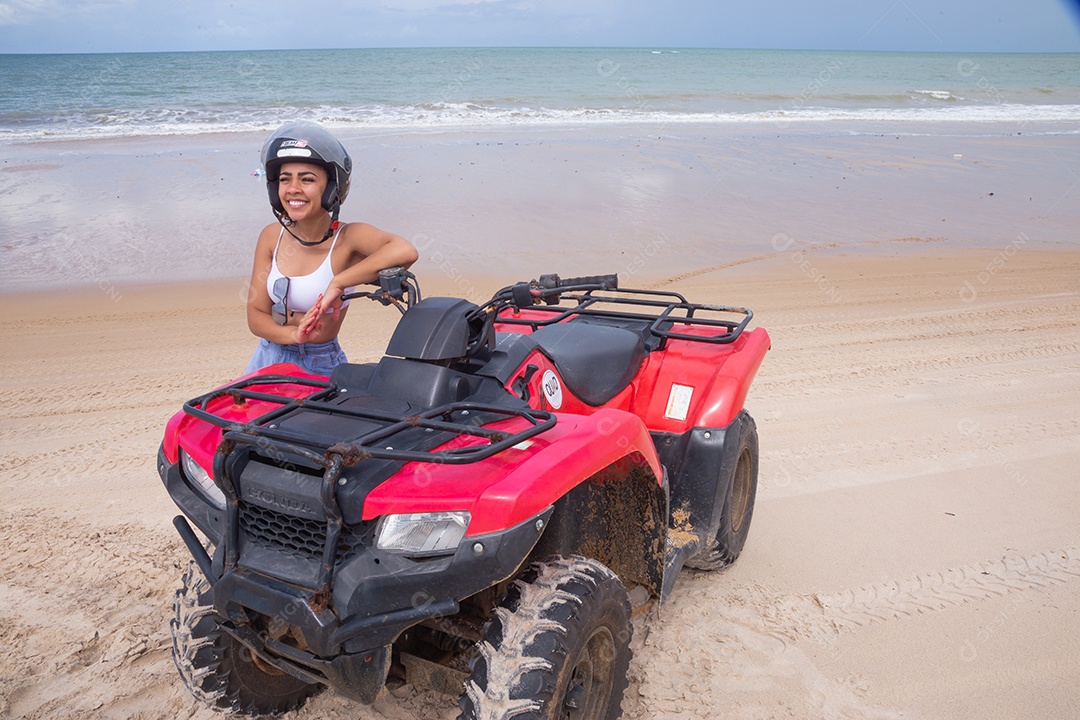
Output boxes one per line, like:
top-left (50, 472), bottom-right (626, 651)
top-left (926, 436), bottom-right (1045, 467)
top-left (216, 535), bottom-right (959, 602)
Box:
top-left (297, 303), bottom-right (322, 340)
top-left (321, 287), bottom-right (344, 320)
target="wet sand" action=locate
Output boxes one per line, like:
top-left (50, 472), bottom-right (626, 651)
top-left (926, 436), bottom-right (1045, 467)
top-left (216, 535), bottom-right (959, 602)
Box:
top-left (3, 121), bottom-right (1077, 292)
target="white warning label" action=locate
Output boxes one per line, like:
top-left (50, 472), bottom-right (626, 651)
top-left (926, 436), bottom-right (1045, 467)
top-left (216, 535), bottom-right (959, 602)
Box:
top-left (664, 383), bottom-right (694, 421)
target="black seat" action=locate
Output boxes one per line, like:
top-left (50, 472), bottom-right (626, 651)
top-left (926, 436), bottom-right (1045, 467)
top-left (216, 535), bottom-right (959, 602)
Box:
top-left (531, 321), bottom-right (647, 406)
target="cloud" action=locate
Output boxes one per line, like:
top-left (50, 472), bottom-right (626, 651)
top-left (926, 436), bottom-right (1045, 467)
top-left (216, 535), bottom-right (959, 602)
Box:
top-left (360, 0), bottom-right (627, 45)
top-left (1, 0), bottom-right (1076, 53)
top-left (1, 0), bottom-right (121, 24)
top-left (377, 0), bottom-right (533, 10)
top-left (372, 0), bottom-right (616, 24)
top-left (0, 0), bottom-right (135, 26)
top-left (0, 0), bottom-right (54, 26)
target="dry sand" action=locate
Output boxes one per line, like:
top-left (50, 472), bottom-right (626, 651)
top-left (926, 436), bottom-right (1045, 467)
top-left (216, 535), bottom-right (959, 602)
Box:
top-left (1, 243), bottom-right (1078, 719)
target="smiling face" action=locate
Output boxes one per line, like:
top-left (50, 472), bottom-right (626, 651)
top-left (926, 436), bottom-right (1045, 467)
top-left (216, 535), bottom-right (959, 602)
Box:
top-left (277, 162), bottom-right (329, 222)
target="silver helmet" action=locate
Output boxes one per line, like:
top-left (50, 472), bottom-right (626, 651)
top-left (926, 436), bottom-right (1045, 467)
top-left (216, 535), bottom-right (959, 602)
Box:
top-left (261, 121), bottom-right (352, 220)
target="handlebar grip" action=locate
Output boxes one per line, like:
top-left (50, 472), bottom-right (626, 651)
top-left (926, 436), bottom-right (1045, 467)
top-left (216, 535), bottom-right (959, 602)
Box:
top-left (558, 273), bottom-right (618, 290)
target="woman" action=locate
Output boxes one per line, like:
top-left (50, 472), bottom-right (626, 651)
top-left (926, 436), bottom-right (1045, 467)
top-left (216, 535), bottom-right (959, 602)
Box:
top-left (246, 121), bottom-right (418, 375)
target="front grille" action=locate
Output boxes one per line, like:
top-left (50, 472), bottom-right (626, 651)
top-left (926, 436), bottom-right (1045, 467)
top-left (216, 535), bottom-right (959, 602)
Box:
top-left (239, 503), bottom-right (364, 563)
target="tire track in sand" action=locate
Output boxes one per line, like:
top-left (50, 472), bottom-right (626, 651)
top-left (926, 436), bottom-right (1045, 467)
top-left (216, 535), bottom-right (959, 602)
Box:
top-left (625, 548), bottom-right (1079, 719)
top-left (760, 547), bottom-right (1080, 645)
top-left (647, 236), bottom-right (947, 288)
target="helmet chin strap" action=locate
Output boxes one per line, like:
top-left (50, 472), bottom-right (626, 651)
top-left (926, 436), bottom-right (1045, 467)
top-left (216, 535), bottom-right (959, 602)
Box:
top-left (279, 206), bottom-right (340, 247)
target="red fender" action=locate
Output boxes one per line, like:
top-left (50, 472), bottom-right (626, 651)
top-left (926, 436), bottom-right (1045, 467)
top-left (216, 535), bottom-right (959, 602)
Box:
top-left (638, 327), bottom-right (771, 432)
top-left (362, 408), bottom-right (662, 536)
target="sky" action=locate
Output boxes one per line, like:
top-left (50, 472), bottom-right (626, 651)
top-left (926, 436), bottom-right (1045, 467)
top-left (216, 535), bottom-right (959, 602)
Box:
top-left (1, 0), bottom-right (1079, 54)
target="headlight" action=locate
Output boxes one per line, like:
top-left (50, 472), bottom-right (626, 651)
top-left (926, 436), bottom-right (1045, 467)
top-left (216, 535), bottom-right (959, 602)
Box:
top-left (376, 511), bottom-right (471, 555)
top-left (180, 449), bottom-right (226, 510)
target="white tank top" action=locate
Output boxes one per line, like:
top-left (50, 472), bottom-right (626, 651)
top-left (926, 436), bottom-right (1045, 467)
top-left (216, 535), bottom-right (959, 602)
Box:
top-left (266, 225), bottom-right (352, 313)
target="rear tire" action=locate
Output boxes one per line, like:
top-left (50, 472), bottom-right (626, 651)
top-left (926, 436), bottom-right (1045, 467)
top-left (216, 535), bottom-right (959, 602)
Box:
top-left (171, 561), bottom-right (320, 716)
top-left (458, 556), bottom-right (632, 720)
top-left (686, 413), bottom-right (759, 571)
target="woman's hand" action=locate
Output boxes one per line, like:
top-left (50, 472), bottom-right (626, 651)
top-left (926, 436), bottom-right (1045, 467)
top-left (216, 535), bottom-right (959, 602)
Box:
top-left (316, 284), bottom-right (346, 320)
top-left (295, 296), bottom-right (324, 342)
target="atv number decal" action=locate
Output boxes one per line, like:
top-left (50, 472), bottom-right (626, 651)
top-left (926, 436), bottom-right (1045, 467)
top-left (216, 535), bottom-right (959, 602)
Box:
top-left (541, 369), bottom-right (563, 409)
top-left (664, 383), bottom-right (694, 421)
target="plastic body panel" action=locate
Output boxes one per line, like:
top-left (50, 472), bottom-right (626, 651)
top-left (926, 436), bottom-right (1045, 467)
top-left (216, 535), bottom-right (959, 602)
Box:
top-left (206, 509), bottom-right (553, 658)
top-left (162, 364), bottom-right (329, 477)
top-left (362, 409), bottom-right (663, 535)
top-left (496, 310), bottom-right (770, 430)
top-left (653, 411), bottom-right (754, 558)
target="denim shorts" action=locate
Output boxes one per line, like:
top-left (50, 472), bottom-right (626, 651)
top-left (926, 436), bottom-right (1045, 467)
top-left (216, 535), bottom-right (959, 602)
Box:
top-left (245, 337), bottom-right (348, 377)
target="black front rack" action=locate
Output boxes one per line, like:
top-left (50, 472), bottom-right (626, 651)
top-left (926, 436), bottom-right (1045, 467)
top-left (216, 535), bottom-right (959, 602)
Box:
top-left (182, 374), bottom-right (556, 601)
top-left (495, 287), bottom-right (753, 345)
top-left (183, 374), bottom-right (556, 465)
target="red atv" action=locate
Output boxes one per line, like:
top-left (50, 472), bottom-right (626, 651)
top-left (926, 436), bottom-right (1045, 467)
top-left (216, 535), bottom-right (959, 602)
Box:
top-left (158, 270), bottom-right (769, 719)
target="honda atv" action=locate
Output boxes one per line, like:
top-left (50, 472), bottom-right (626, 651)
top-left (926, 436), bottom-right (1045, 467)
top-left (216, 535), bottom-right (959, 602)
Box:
top-left (157, 269), bottom-right (770, 719)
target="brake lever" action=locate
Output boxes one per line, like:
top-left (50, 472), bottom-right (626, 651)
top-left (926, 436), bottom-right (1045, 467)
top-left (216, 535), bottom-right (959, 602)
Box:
top-left (339, 267), bottom-right (417, 315)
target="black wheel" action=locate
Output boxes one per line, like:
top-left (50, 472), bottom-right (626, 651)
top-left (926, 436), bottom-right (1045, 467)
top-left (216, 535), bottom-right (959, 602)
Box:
top-left (686, 413), bottom-right (759, 571)
top-left (459, 556), bottom-right (632, 720)
top-left (171, 561), bottom-right (320, 716)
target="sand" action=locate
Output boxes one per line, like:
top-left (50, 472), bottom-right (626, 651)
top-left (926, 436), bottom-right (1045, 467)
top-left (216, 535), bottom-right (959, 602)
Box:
top-left (1, 241), bottom-right (1078, 719)
top-left (2, 119), bottom-right (1078, 717)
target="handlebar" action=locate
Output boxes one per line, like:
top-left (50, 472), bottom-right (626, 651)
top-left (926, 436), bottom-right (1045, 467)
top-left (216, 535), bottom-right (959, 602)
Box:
top-left (337, 266), bottom-right (620, 322)
top-left (493, 271), bottom-right (620, 311)
top-left (340, 267), bottom-right (420, 315)
top-left (540, 273), bottom-right (618, 291)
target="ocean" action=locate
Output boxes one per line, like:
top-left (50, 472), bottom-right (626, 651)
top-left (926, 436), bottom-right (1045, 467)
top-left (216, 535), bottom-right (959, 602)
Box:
top-left (2, 47), bottom-right (1079, 141)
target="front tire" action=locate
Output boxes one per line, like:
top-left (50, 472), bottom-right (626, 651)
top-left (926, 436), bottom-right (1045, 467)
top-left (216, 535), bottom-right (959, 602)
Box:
top-left (459, 556), bottom-right (632, 720)
top-left (686, 412), bottom-right (759, 571)
top-left (171, 561), bottom-right (320, 716)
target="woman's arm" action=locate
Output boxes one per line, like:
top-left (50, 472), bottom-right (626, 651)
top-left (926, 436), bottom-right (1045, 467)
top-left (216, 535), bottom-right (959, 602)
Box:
top-left (315, 223), bottom-right (419, 318)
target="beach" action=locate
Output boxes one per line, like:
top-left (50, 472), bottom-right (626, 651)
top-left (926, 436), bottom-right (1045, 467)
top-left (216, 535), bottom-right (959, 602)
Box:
top-left (2, 245), bottom-right (1079, 719)
top-left (2, 126), bottom-right (1079, 719)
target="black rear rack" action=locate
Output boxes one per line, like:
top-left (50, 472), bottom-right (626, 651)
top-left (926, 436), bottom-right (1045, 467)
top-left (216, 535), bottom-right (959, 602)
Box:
top-left (496, 287), bottom-right (753, 344)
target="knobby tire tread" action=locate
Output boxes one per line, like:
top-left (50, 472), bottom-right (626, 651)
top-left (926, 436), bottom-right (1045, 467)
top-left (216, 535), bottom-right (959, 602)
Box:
top-left (458, 555), bottom-right (633, 720)
top-left (170, 561), bottom-right (320, 716)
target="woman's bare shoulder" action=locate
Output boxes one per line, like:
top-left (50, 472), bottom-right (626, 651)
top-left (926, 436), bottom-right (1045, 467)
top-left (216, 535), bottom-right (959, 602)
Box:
top-left (259, 221), bottom-right (283, 239)
top-left (342, 220), bottom-right (404, 247)
top-left (254, 222), bottom-right (282, 250)
top-left (337, 221), bottom-right (376, 252)
top-left (341, 221), bottom-right (380, 238)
